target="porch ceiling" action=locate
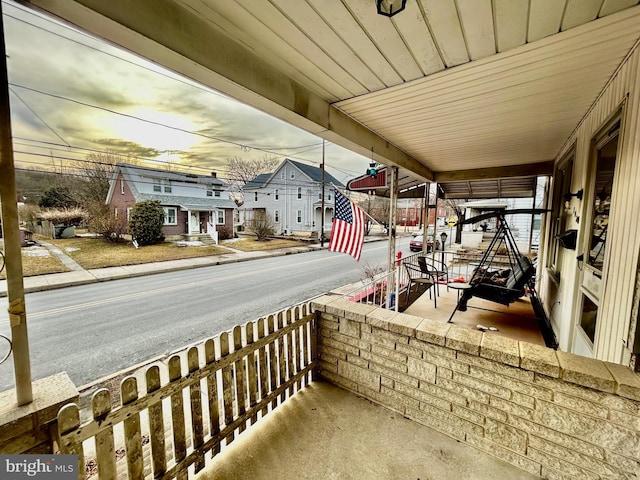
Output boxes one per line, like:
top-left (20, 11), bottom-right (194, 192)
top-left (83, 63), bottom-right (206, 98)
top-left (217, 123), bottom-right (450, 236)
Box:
top-left (23, 0), bottom-right (640, 191)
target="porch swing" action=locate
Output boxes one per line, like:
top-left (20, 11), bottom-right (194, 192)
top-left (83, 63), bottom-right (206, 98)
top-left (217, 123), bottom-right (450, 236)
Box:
top-left (450, 209), bottom-right (558, 349)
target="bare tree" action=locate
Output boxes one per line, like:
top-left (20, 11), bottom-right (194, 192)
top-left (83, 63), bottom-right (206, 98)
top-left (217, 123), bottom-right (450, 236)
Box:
top-left (226, 155), bottom-right (280, 205)
top-left (251, 211), bottom-right (276, 241)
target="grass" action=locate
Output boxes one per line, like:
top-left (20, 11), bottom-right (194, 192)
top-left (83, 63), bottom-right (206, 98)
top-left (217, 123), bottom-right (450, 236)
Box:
top-left (0, 235), bottom-right (316, 277)
top-left (227, 238), bottom-right (311, 251)
top-left (0, 249), bottom-right (69, 279)
top-left (50, 237), bottom-right (230, 270)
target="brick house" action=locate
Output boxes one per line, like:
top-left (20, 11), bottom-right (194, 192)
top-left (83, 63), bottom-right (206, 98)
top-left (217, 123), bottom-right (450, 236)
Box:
top-left (106, 164), bottom-right (236, 242)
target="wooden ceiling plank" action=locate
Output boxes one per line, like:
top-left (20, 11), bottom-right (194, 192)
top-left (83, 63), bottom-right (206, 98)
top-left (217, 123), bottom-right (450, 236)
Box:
top-left (418, 0), bottom-right (469, 67)
top-left (391, 0), bottom-right (445, 75)
top-left (233, 0), bottom-right (364, 95)
top-left (307, 0), bottom-right (403, 87)
top-left (528, 0), bottom-right (567, 42)
top-left (600, 0), bottom-right (640, 16)
top-left (562, 0), bottom-right (603, 30)
top-left (270, 0), bottom-right (386, 92)
top-left (456, 0), bottom-right (495, 60)
top-left (344, 0), bottom-right (424, 82)
top-left (493, 0), bottom-right (529, 52)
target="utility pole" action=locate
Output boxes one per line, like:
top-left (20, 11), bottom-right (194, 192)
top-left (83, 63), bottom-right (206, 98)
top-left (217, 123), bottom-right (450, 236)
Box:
top-left (0, 4), bottom-right (32, 405)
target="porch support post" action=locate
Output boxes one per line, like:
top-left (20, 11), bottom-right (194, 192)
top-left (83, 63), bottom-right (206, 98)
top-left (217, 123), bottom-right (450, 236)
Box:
top-left (0, 5), bottom-right (32, 405)
top-left (387, 167), bottom-right (398, 274)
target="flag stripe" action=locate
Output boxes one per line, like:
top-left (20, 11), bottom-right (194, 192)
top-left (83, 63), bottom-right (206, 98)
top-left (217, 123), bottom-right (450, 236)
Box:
top-left (328, 190), bottom-right (365, 261)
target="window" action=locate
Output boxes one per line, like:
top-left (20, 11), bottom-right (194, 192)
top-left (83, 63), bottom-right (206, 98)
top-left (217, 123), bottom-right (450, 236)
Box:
top-left (274, 189), bottom-right (279, 200)
top-left (153, 179), bottom-right (162, 192)
top-left (120, 179), bottom-right (125, 194)
top-left (114, 208), bottom-right (119, 217)
top-left (297, 187), bottom-right (302, 199)
top-left (217, 210), bottom-right (225, 224)
top-left (214, 189), bottom-right (221, 197)
top-left (327, 192), bottom-right (332, 201)
top-left (296, 210), bottom-right (302, 223)
top-left (280, 171), bottom-right (285, 180)
top-left (274, 210), bottom-right (280, 222)
top-left (290, 170), bottom-right (295, 179)
top-left (164, 181), bottom-right (172, 193)
top-left (163, 207), bottom-right (177, 225)
top-left (547, 151), bottom-right (574, 274)
top-left (126, 207), bottom-right (131, 220)
top-left (207, 190), bottom-right (213, 197)
top-left (254, 192), bottom-right (258, 201)
top-left (587, 131), bottom-right (618, 272)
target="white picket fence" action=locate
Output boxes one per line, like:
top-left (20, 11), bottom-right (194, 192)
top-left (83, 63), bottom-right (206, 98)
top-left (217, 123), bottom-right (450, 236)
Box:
top-left (57, 305), bottom-right (317, 480)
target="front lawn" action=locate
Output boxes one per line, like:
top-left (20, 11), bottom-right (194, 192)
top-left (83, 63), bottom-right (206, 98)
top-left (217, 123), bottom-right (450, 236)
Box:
top-left (225, 238), bottom-right (313, 251)
top-left (51, 237), bottom-right (230, 270)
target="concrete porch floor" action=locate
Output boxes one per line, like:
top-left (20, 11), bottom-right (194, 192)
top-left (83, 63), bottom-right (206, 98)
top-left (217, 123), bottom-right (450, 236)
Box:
top-left (195, 381), bottom-right (540, 480)
top-left (402, 284), bottom-right (547, 347)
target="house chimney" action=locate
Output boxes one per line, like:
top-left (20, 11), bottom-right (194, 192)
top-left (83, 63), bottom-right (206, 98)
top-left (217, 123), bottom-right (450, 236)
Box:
top-left (211, 172), bottom-right (217, 178)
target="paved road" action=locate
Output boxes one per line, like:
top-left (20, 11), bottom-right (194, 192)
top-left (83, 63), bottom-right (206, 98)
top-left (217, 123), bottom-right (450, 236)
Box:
top-left (0, 238), bottom-right (411, 392)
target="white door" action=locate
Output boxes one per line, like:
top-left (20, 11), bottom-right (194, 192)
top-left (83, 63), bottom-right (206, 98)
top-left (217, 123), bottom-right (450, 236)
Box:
top-left (190, 212), bottom-right (199, 233)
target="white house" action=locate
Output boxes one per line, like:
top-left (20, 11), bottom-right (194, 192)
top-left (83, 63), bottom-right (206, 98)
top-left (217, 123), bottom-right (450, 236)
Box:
top-left (241, 159), bottom-right (344, 238)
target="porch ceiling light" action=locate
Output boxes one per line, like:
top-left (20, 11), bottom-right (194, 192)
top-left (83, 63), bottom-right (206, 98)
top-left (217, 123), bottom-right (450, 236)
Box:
top-left (376, 0), bottom-right (407, 17)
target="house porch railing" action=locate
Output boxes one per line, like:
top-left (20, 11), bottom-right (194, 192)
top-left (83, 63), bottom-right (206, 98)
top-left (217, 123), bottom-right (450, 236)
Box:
top-left (56, 304), bottom-right (317, 480)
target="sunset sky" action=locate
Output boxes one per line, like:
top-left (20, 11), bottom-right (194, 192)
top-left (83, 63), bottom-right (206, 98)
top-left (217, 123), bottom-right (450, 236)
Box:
top-left (3, 1), bottom-right (371, 184)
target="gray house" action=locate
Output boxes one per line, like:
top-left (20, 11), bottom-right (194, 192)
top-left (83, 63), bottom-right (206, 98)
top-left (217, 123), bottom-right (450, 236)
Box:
top-left (242, 159), bottom-right (344, 238)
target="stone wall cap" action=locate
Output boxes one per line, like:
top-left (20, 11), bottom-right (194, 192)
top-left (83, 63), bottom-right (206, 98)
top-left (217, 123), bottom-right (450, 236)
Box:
top-left (481, 334), bottom-right (520, 367)
top-left (415, 319), bottom-right (451, 346)
top-left (519, 342), bottom-right (560, 378)
top-left (365, 307), bottom-right (400, 331)
top-left (556, 351), bottom-right (615, 393)
top-left (445, 324), bottom-right (482, 355)
top-left (388, 313), bottom-right (423, 337)
top-left (604, 362), bottom-right (640, 401)
top-left (310, 295), bottom-right (339, 312)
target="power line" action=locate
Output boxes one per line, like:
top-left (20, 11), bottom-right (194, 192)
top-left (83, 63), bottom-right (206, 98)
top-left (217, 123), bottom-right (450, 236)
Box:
top-left (9, 87), bottom-right (70, 146)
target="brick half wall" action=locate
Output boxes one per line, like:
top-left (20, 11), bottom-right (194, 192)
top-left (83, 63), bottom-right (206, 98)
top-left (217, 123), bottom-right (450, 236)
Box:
top-left (310, 296), bottom-right (640, 480)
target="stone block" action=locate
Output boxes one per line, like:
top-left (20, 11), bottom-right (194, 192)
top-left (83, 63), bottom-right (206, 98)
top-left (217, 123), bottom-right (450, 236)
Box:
top-left (435, 377), bottom-right (490, 404)
top-left (436, 366), bottom-right (453, 379)
top-left (321, 336), bottom-right (360, 356)
top-left (338, 316), bottom-right (361, 338)
top-left (310, 295), bottom-right (336, 313)
top-left (529, 434), bottom-right (632, 477)
top-left (458, 352), bottom-right (534, 382)
top-left (394, 342), bottom-right (423, 358)
top-left (324, 298), bottom-right (349, 317)
top-left (332, 332), bottom-right (370, 351)
top-left (468, 365), bottom-right (551, 401)
top-left (489, 396), bottom-right (534, 420)
top-left (484, 417), bottom-right (528, 453)
top-left (526, 447), bottom-right (600, 480)
top-left (519, 341), bottom-right (560, 378)
top-left (605, 362), bottom-right (640, 401)
top-left (451, 404), bottom-right (485, 425)
top-left (480, 334), bottom-right (520, 366)
top-left (342, 300), bottom-right (377, 323)
top-left (365, 307), bottom-right (399, 330)
top-left (452, 370), bottom-right (512, 400)
top-left (412, 339), bottom-right (457, 358)
top-left (556, 351), bottom-right (615, 393)
top-left (553, 392), bottom-right (609, 419)
top-left (465, 433), bottom-right (542, 476)
top-left (407, 357), bottom-right (436, 383)
top-left (419, 381), bottom-right (468, 407)
top-left (405, 407), bottom-right (467, 441)
top-left (337, 361), bottom-right (381, 391)
top-left (380, 385), bottom-right (420, 411)
top-left (321, 370), bottom-right (358, 392)
top-left (346, 353), bottom-right (369, 369)
top-left (371, 344), bottom-right (407, 364)
top-left (415, 318), bottom-right (450, 346)
top-left (467, 399), bottom-right (509, 423)
top-left (372, 327), bottom-right (410, 344)
top-left (392, 381), bottom-right (452, 411)
top-left (445, 324), bottom-right (482, 355)
top-left (388, 312), bottom-right (422, 337)
top-left (534, 400), bottom-right (640, 458)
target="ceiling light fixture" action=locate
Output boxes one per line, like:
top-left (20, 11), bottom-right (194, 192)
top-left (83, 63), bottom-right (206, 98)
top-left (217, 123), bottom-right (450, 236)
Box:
top-left (376, 0), bottom-right (407, 17)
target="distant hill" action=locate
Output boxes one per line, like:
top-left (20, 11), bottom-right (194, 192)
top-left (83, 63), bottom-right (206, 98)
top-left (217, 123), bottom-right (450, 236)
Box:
top-left (15, 168), bottom-right (59, 205)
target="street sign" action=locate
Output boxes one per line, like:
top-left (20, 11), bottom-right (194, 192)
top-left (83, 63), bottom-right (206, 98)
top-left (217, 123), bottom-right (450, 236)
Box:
top-left (447, 217), bottom-right (456, 227)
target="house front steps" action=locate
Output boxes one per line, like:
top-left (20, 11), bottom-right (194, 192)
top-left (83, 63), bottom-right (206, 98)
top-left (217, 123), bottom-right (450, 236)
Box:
top-left (181, 233), bottom-right (217, 245)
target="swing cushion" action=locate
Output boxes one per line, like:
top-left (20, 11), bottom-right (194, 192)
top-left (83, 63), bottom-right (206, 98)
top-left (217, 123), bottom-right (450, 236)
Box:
top-left (466, 255), bottom-right (535, 306)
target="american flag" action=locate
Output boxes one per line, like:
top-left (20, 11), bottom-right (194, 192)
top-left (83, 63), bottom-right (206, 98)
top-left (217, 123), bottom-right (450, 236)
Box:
top-left (328, 190), bottom-right (366, 261)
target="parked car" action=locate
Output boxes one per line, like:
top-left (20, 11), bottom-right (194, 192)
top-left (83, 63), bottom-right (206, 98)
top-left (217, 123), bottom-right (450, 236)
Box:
top-left (409, 234), bottom-right (440, 252)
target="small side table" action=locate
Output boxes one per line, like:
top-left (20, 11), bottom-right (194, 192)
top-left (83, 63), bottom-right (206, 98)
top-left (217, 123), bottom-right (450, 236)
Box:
top-left (447, 283), bottom-right (472, 323)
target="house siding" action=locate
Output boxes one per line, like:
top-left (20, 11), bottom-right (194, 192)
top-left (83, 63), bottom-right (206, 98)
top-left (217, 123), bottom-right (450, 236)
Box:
top-left (110, 172), bottom-right (135, 219)
top-left (541, 43), bottom-right (640, 365)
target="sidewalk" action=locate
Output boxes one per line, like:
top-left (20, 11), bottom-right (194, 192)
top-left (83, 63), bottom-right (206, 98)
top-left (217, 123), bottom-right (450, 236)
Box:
top-left (0, 242), bottom-right (326, 298)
